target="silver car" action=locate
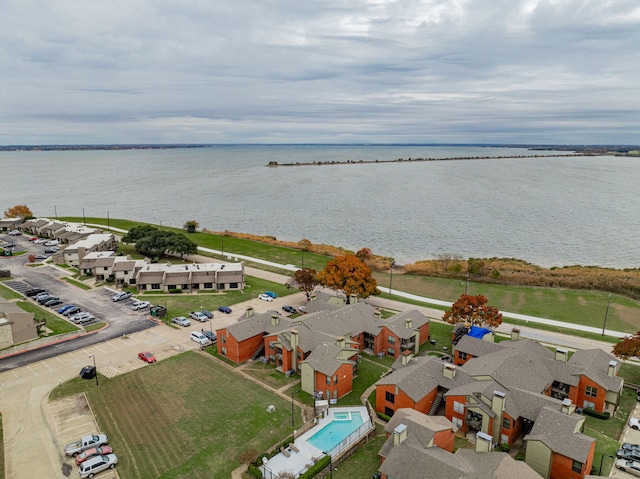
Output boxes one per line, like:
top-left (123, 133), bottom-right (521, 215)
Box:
top-left (171, 316), bottom-right (191, 327)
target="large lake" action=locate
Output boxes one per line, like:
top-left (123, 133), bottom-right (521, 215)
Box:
top-left (2, 145), bottom-right (638, 269)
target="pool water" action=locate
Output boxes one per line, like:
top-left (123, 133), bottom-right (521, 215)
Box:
top-left (308, 412), bottom-right (364, 452)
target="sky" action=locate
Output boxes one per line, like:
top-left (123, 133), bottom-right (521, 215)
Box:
top-left (1, 0), bottom-right (639, 146)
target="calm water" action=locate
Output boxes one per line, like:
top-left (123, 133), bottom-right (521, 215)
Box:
top-left (2, 145), bottom-right (639, 268)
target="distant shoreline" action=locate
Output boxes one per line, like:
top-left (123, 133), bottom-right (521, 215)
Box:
top-left (265, 153), bottom-right (580, 167)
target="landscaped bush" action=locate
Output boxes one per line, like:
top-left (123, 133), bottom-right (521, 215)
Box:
top-left (582, 408), bottom-right (611, 419)
top-left (247, 464), bottom-right (262, 478)
top-left (168, 288), bottom-right (182, 294)
top-left (376, 411), bottom-right (391, 422)
top-left (298, 455), bottom-right (330, 479)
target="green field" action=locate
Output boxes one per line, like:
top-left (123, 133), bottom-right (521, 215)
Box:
top-left (52, 352), bottom-right (298, 479)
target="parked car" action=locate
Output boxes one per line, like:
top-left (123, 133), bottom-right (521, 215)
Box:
top-left (268, 310), bottom-right (281, 316)
top-left (622, 443), bottom-right (640, 451)
top-left (44, 240), bottom-right (58, 246)
top-left (37, 295), bottom-right (59, 305)
top-left (33, 238), bottom-right (47, 244)
top-left (131, 300), bottom-right (150, 311)
top-left (78, 454), bottom-right (117, 478)
top-left (34, 254), bottom-right (48, 260)
top-left (63, 306), bottom-right (82, 317)
top-left (202, 330), bottom-right (217, 343)
top-left (282, 305), bottom-right (297, 314)
top-left (189, 311), bottom-right (209, 322)
top-left (200, 310), bottom-right (213, 319)
top-left (57, 304), bottom-right (76, 314)
top-left (43, 298), bottom-right (63, 307)
top-left (618, 450), bottom-right (640, 461)
top-left (75, 446), bottom-right (113, 466)
top-left (615, 459), bottom-right (640, 476)
top-left (630, 418), bottom-right (640, 430)
top-left (264, 291), bottom-right (278, 298)
top-left (112, 291), bottom-right (132, 302)
top-left (138, 351), bottom-right (156, 363)
top-left (34, 292), bottom-right (51, 301)
top-left (299, 305), bottom-right (307, 313)
top-left (7, 230), bottom-right (21, 236)
top-left (71, 312), bottom-right (95, 323)
top-left (28, 236), bottom-right (38, 242)
top-left (258, 293), bottom-right (273, 302)
top-left (25, 287), bottom-right (46, 297)
top-left (190, 331), bottom-right (209, 345)
top-left (44, 247), bottom-right (59, 253)
top-left (171, 316), bottom-right (191, 327)
top-left (218, 306), bottom-right (232, 314)
top-left (64, 433), bottom-right (109, 457)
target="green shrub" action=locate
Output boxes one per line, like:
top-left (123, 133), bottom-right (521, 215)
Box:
top-left (582, 408), bottom-right (610, 419)
top-left (376, 412), bottom-right (391, 422)
top-left (247, 464), bottom-right (262, 478)
top-left (168, 288), bottom-right (182, 294)
top-left (298, 455), bottom-right (330, 479)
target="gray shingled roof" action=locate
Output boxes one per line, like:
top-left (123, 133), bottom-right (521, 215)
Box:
top-left (568, 349), bottom-right (623, 392)
top-left (377, 356), bottom-right (475, 402)
top-left (455, 334), bottom-right (505, 357)
top-left (299, 342), bottom-right (358, 376)
top-left (524, 406), bottom-right (594, 462)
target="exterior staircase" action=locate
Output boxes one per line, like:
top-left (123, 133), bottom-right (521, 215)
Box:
top-left (428, 391), bottom-right (444, 415)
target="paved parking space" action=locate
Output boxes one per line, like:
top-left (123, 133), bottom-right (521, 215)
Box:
top-left (610, 402), bottom-right (640, 477)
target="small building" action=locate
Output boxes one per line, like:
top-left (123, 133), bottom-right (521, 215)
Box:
top-left (0, 298), bottom-right (38, 348)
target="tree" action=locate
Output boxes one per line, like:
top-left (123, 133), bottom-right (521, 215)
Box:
top-left (286, 268), bottom-right (320, 299)
top-left (183, 220), bottom-right (199, 233)
top-left (442, 294), bottom-right (503, 328)
top-left (166, 233), bottom-right (198, 257)
top-left (298, 239), bottom-right (312, 251)
top-left (4, 204), bottom-right (33, 220)
top-left (121, 225), bottom-right (159, 244)
top-left (612, 331), bottom-right (640, 360)
top-left (317, 254), bottom-right (378, 303)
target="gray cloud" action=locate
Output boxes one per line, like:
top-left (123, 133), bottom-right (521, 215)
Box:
top-left (0, 0), bottom-right (638, 144)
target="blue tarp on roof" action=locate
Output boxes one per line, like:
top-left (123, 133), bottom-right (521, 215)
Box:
top-left (468, 326), bottom-right (492, 338)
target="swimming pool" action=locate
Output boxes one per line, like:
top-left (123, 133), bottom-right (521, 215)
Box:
top-left (307, 411), bottom-right (364, 452)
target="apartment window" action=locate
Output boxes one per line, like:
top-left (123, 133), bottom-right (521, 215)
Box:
top-left (124, 271), bottom-right (128, 275)
top-left (453, 401), bottom-right (464, 414)
top-left (221, 346), bottom-right (227, 355)
top-left (583, 400), bottom-right (595, 410)
top-left (230, 282), bottom-right (238, 289)
top-left (385, 391), bottom-right (395, 404)
top-left (103, 266), bottom-right (108, 271)
top-left (220, 334), bottom-right (226, 343)
top-left (217, 283), bottom-right (225, 290)
top-left (385, 406), bottom-right (395, 417)
top-left (458, 351), bottom-right (468, 361)
top-left (333, 375), bottom-right (338, 385)
top-left (585, 385), bottom-right (598, 397)
top-left (151, 283), bottom-right (160, 290)
top-left (204, 282), bottom-right (212, 289)
top-left (502, 417), bottom-right (510, 429)
top-left (387, 348), bottom-right (396, 356)
top-left (452, 416), bottom-right (463, 429)
top-left (268, 341), bottom-right (275, 350)
top-left (388, 336), bottom-right (395, 344)
top-left (572, 460), bottom-right (582, 473)
top-left (326, 376), bottom-right (331, 386)
top-left (139, 284), bottom-right (146, 290)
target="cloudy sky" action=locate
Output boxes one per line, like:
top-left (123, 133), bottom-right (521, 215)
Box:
top-left (1, 0), bottom-right (639, 145)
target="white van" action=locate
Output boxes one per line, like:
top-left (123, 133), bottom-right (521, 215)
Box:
top-left (190, 331), bottom-right (209, 345)
top-left (79, 453), bottom-right (117, 478)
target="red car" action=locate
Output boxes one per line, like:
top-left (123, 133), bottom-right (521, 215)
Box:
top-left (75, 446), bottom-right (113, 466)
top-left (28, 237), bottom-right (38, 241)
top-left (138, 351), bottom-right (156, 363)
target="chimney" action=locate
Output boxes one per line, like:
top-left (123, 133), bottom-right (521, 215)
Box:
top-left (561, 398), bottom-right (576, 415)
top-left (608, 360), bottom-right (617, 377)
top-left (271, 314), bottom-right (279, 326)
top-left (310, 294), bottom-right (317, 302)
top-left (350, 294), bottom-right (358, 304)
top-left (491, 390), bottom-right (506, 443)
top-left (405, 318), bottom-right (413, 329)
top-left (336, 336), bottom-right (346, 348)
top-left (475, 432), bottom-right (493, 453)
top-left (374, 310), bottom-right (381, 318)
top-left (245, 307), bottom-right (254, 318)
top-left (443, 363), bottom-right (456, 379)
top-left (393, 423), bottom-right (408, 446)
top-left (511, 328), bottom-right (520, 341)
top-left (291, 330), bottom-right (299, 371)
top-left (555, 348), bottom-right (568, 363)
top-left (401, 350), bottom-right (413, 365)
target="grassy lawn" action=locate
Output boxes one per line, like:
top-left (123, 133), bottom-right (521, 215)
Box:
top-left (332, 424), bottom-right (387, 479)
top-left (16, 300), bottom-right (79, 335)
top-left (339, 358), bottom-right (390, 406)
top-left (240, 360), bottom-right (301, 389)
top-left (51, 352), bottom-right (298, 479)
top-left (375, 271), bottom-right (640, 334)
top-left (0, 281), bottom-right (22, 300)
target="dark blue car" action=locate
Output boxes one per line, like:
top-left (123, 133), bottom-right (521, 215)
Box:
top-left (218, 306), bottom-right (232, 314)
top-left (265, 291), bottom-right (277, 298)
top-left (57, 304), bottom-right (76, 314)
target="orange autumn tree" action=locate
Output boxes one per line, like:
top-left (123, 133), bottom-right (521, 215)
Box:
top-left (612, 331), bottom-right (640, 360)
top-left (317, 254), bottom-right (379, 303)
top-left (4, 204), bottom-right (33, 220)
top-left (442, 294), bottom-right (503, 328)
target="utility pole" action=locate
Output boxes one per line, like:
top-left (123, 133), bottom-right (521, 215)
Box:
top-left (602, 293), bottom-right (612, 335)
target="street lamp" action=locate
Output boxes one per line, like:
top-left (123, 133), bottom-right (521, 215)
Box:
top-left (601, 293), bottom-right (612, 336)
top-left (301, 250), bottom-right (304, 268)
top-left (599, 454), bottom-right (613, 475)
top-left (464, 272), bottom-right (470, 295)
top-left (389, 264), bottom-right (393, 295)
top-left (221, 232), bottom-right (224, 258)
top-left (291, 389), bottom-right (299, 427)
top-left (89, 355), bottom-right (98, 387)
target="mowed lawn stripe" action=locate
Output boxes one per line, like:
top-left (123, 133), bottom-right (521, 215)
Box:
top-left (87, 352), bottom-right (294, 479)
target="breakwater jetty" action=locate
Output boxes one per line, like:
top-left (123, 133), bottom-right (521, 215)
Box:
top-left (266, 153), bottom-right (580, 167)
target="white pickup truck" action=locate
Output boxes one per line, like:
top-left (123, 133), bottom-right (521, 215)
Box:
top-left (64, 434), bottom-right (109, 457)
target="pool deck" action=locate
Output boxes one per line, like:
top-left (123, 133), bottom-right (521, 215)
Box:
top-left (262, 406), bottom-right (370, 478)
